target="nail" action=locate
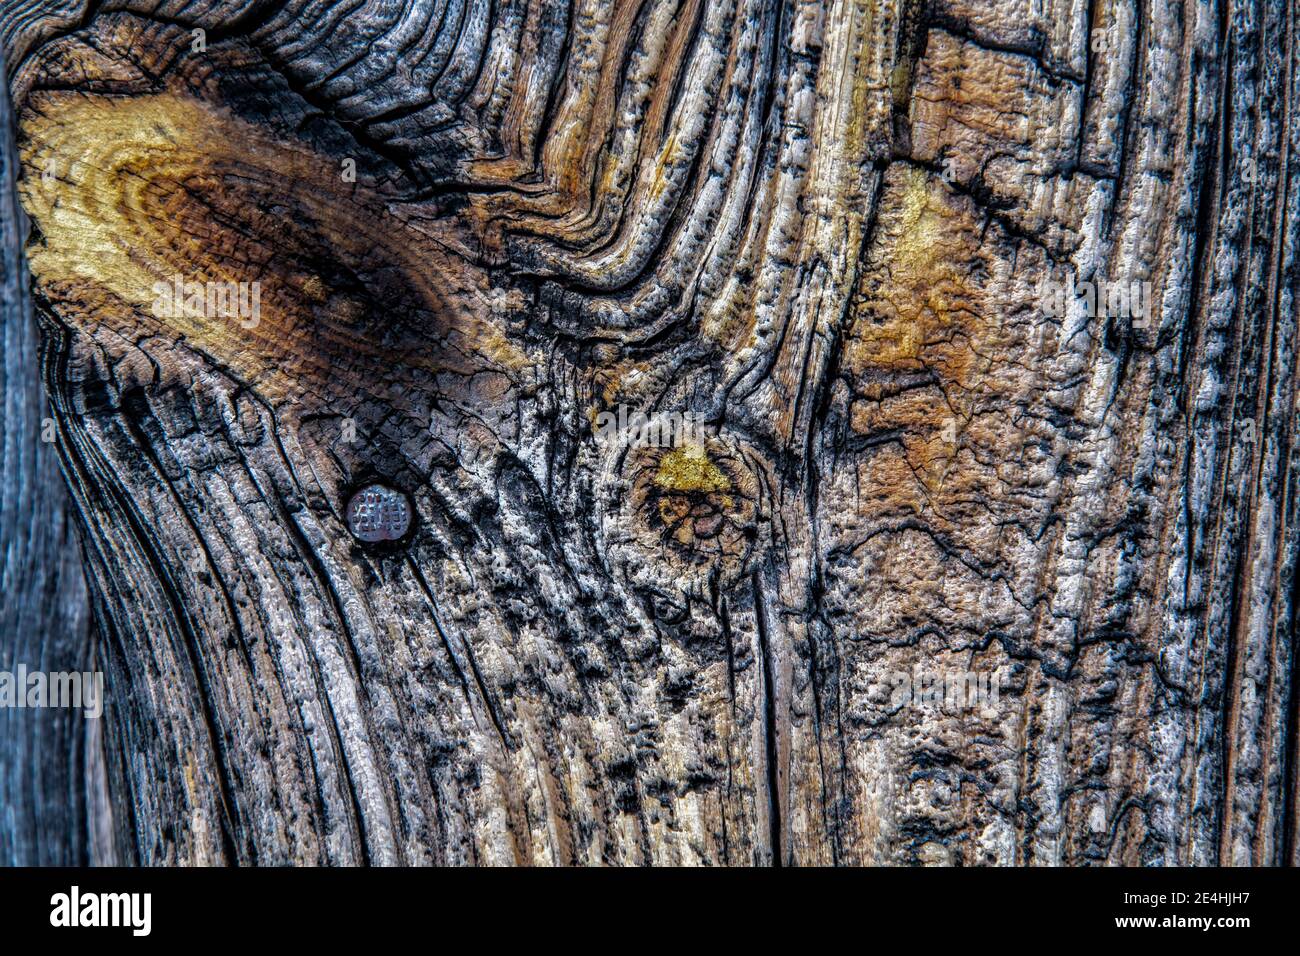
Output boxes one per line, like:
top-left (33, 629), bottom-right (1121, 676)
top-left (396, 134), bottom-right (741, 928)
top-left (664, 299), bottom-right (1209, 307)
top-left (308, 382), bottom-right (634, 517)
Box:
top-left (345, 484), bottom-right (412, 543)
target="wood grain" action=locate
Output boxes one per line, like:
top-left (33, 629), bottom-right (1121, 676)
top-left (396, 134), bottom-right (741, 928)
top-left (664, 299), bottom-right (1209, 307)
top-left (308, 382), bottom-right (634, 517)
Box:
top-left (2, 0), bottom-right (1298, 865)
top-left (0, 48), bottom-right (99, 866)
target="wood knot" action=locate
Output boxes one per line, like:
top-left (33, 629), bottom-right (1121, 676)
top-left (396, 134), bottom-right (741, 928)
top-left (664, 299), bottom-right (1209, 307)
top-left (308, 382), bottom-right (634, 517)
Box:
top-left (606, 433), bottom-right (766, 590)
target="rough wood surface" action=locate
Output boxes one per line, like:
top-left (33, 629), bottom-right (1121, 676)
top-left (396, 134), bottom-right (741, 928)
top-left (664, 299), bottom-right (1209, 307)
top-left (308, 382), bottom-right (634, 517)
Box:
top-left (2, 0), bottom-right (1299, 865)
top-left (0, 49), bottom-right (98, 867)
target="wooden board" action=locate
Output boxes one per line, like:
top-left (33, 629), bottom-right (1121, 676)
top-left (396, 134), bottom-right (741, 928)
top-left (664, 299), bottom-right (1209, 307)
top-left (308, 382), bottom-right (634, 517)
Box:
top-left (1, 0), bottom-right (1298, 865)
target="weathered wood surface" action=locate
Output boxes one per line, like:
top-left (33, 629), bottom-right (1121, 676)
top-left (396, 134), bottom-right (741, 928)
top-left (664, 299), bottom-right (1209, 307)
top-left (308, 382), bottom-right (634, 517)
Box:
top-left (1, 0), bottom-right (1298, 865)
top-left (0, 50), bottom-right (98, 867)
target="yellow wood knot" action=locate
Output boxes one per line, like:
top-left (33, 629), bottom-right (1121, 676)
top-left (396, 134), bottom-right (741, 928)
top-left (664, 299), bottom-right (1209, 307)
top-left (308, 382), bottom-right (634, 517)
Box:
top-left (625, 437), bottom-right (761, 576)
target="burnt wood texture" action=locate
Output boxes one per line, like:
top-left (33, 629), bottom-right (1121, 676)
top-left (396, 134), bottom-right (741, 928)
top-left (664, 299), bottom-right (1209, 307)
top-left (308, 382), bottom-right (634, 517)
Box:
top-left (1, 0), bottom-right (1299, 866)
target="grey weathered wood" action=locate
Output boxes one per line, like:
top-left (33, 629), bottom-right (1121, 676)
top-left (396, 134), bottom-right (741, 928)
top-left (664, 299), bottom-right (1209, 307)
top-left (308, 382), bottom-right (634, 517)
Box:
top-left (2, 0), bottom-right (1299, 865)
top-left (0, 48), bottom-right (99, 867)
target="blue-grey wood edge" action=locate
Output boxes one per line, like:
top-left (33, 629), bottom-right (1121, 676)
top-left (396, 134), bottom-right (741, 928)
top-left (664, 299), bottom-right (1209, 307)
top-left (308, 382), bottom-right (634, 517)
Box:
top-left (0, 50), bottom-right (103, 866)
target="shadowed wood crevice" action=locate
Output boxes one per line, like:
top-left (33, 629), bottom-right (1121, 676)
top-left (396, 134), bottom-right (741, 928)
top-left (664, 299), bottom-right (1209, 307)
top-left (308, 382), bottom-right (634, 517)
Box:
top-left (0, 0), bottom-right (1297, 866)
